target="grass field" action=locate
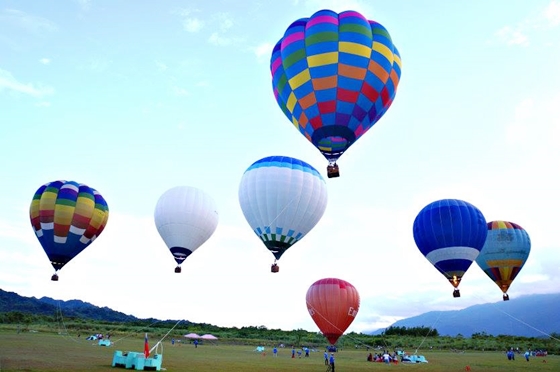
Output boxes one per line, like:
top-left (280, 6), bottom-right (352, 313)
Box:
top-left (0, 331), bottom-right (558, 371)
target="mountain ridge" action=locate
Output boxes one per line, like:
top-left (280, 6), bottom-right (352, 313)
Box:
top-left (2, 289), bottom-right (559, 337)
top-left (368, 292), bottom-right (560, 337)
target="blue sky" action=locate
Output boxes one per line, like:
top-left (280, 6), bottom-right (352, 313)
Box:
top-left (1, 0), bottom-right (560, 334)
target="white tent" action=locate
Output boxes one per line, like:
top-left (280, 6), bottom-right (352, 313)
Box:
top-left (184, 333), bottom-right (201, 339)
top-left (200, 334), bottom-right (218, 340)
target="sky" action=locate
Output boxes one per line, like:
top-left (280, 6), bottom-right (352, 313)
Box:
top-left (1, 0), bottom-right (560, 335)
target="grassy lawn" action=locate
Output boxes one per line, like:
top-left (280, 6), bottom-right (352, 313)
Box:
top-left (0, 330), bottom-right (558, 371)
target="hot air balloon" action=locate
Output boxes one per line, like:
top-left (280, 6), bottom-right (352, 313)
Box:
top-left (306, 278), bottom-right (360, 345)
top-left (271, 9), bottom-right (402, 178)
top-left (154, 186), bottom-right (218, 273)
top-left (476, 221), bottom-right (531, 301)
top-left (238, 156), bottom-right (328, 272)
top-left (29, 180), bottom-right (109, 281)
top-left (413, 199), bottom-right (487, 297)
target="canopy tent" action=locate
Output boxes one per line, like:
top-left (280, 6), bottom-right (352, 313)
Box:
top-left (183, 333), bottom-right (201, 339)
top-left (200, 334), bottom-right (218, 340)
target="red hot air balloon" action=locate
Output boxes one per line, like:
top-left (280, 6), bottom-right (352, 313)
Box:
top-left (306, 278), bottom-right (360, 345)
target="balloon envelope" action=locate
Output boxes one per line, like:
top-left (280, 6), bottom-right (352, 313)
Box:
top-left (306, 278), bottom-right (360, 345)
top-left (29, 180), bottom-right (109, 275)
top-left (238, 155), bottom-right (327, 261)
top-left (271, 9), bottom-right (402, 164)
top-left (154, 186), bottom-right (219, 268)
top-left (476, 221), bottom-right (531, 296)
top-left (413, 199), bottom-right (487, 289)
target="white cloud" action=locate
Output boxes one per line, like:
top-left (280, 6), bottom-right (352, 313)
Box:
top-left (492, 1), bottom-right (560, 47)
top-left (0, 9), bottom-right (57, 34)
top-left (494, 26), bottom-right (529, 46)
top-left (505, 94), bottom-right (560, 157)
top-left (505, 99), bottom-right (534, 145)
top-left (0, 68), bottom-right (54, 97)
top-left (544, 0), bottom-right (560, 26)
top-left (214, 13), bottom-right (234, 32)
top-left (299, 0), bottom-right (372, 16)
top-left (172, 86), bottom-right (189, 96)
top-left (207, 13), bottom-right (242, 46)
top-left (39, 58), bottom-right (51, 65)
top-left (254, 42), bottom-right (274, 61)
top-left (208, 32), bottom-right (231, 46)
top-left (183, 17), bottom-right (204, 33)
top-left (155, 61), bottom-right (168, 72)
top-left (81, 59), bottom-right (111, 72)
top-left (76, 0), bottom-right (92, 11)
top-left (174, 7), bottom-right (205, 32)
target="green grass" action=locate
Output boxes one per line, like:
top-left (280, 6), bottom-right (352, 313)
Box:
top-left (0, 330), bottom-right (558, 371)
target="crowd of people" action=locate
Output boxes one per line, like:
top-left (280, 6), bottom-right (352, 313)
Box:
top-left (366, 350), bottom-right (399, 364)
top-left (507, 347), bottom-right (548, 362)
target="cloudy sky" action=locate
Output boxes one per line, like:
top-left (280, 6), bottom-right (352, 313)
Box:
top-left (1, 0), bottom-right (559, 334)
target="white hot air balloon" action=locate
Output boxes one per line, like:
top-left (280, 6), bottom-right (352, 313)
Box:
top-left (238, 155), bottom-right (328, 272)
top-left (154, 186), bottom-right (219, 273)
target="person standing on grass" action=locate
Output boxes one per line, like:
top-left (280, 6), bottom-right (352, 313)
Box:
top-left (324, 351), bottom-right (329, 365)
top-left (525, 349), bottom-right (530, 361)
top-left (273, 347), bottom-right (278, 357)
top-left (329, 353), bottom-right (335, 372)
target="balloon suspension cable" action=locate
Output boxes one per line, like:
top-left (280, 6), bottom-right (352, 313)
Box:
top-left (467, 291), bottom-right (560, 342)
top-left (112, 319), bottom-right (163, 344)
top-left (413, 310), bottom-right (444, 354)
top-left (263, 195), bottom-right (299, 232)
top-left (149, 319), bottom-right (183, 355)
top-left (53, 300), bottom-right (80, 343)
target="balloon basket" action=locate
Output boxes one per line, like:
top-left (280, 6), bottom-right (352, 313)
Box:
top-left (503, 293), bottom-right (510, 301)
top-left (453, 289), bottom-right (460, 298)
top-left (271, 264), bottom-right (279, 273)
top-left (327, 164), bottom-right (340, 178)
top-left (174, 266), bottom-right (182, 273)
top-left (51, 274), bottom-right (59, 281)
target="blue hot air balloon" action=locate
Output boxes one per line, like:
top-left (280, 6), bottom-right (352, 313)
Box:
top-left (413, 199), bottom-right (487, 297)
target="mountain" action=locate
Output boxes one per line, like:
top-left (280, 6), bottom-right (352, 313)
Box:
top-left (3, 289), bottom-right (559, 338)
top-left (0, 289), bottom-right (140, 322)
top-left (371, 293), bottom-right (560, 337)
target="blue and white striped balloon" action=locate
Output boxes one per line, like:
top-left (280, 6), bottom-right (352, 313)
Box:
top-left (413, 199), bottom-right (487, 291)
top-left (238, 156), bottom-right (328, 262)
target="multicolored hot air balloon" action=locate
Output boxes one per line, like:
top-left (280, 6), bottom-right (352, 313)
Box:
top-left (476, 221), bottom-right (531, 301)
top-left (271, 9), bottom-right (402, 178)
top-left (306, 278), bottom-right (360, 345)
top-left (154, 186), bottom-right (219, 273)
top-left (238, 156), bottom-right (328, 272)
top-left (413, 199), bottom-right (487, 297)
top-left (29, 180), bottom-right (109, 281)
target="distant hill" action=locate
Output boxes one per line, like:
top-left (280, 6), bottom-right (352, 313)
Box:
top-left (3, 289), bottom-right (559, 338)
top-left (0, 289), bottom-right (140, 323)
top-left (370, 293), bottom-right (560, 337)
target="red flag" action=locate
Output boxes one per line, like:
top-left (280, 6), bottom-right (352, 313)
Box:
top-left (144, 333), bottom-right (150, 358)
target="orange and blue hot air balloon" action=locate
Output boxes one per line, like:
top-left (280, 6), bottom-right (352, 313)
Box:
top-left (476, 221), bottom-right (531, 301)
top-left (270, 9), bottom-right (402, 178)
top-left (29, 180), bottom-right (109, 281)
top-left (413, 199), bottom-right (487, 298)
